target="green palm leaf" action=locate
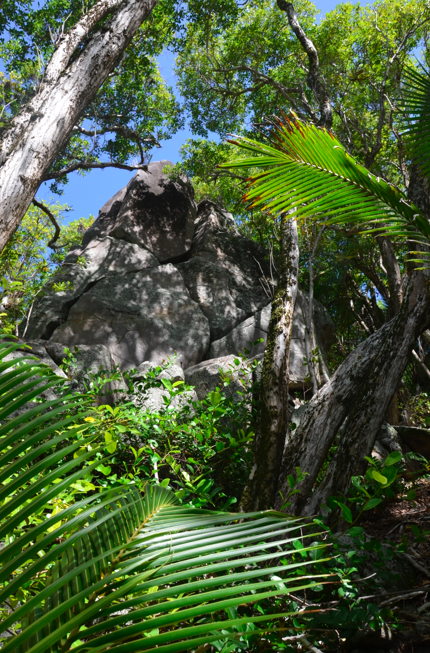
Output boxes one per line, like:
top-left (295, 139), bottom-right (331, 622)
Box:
top-left (4, 485), bottom-right (329, 653)
top-left (401, 66), bottom-right (430, 178)
top-left (220, 113), bottom-right (430, 267)
top-left (0, 338), bottom-right (331, 653)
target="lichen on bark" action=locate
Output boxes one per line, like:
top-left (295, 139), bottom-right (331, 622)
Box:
top-left (240, 214), bottom-right (299, 512)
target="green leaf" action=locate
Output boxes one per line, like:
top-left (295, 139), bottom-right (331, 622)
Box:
top-left (221, 113), bottom-right (430, 267)
top-left (106, 441), bottom-right (117, 453)
top-left (385, 451), bottom-right (402, 466)
top-left (208, 390), bottom-right (221, 406)
top-left (335, 501), bottom-right (353, 524)
top-left (371, 470), bottom-right (388, 485)
top-left (363, 498), bottom-right (383, 511)
top-left (161, 378), bottom-right (173, 391)
top-left (379, 465), bottom-right (397, 486)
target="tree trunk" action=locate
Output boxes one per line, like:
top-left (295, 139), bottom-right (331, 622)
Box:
top-left (0, 0), bottom-right (158, 252)
top-left (240, 215), bottom-right (299, 512)
top-left (305, 226), bottom-right (325, 394)
top-left (275, 270), bottom-right (430, 515)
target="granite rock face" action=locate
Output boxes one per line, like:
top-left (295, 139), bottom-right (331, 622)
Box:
top-left (23, 165), bottom-right (334, 388)
top-left (49, 264), bottom-right (210, 370)
top-left (208, 291), bottom-right (335, 387)
top-left (82, 161), bottom-right (196, 262)
top-left (176, 200), bottom-right (272, 340)
top-left (24, 236), bottom-right (159, 341)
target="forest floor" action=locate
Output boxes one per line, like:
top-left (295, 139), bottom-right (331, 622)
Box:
top-left (358, 477), bottom-right (430, 651)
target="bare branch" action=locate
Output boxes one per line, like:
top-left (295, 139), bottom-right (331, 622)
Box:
top-left (31, 198), bottom-right (63, 249)
top-left (349, 298), bottom-right (372, 335)
top-left (412, 349), bottom-right (430, 381)
top-left (43, 159), bottom-right (148, 181)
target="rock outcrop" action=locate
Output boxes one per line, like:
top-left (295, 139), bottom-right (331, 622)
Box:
top-left (23, 161), bottom-right (335, 388)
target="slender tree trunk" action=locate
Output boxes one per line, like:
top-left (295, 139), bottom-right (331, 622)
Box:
top-left (305, 226), bottom-right (325, 394)
top-left (240, 215), bottom-right (299, 512)
top-left (377, 236), bottom-right (403, 318)
top-left (0, 0), bottom-right (158, 252)
top-left (275, 270), bottom-right (430, 514)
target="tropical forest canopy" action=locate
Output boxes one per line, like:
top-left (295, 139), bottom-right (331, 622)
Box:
top-left (2, 0), bottom-right (430, 651)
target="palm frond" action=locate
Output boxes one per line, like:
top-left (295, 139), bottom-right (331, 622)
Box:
top-left (401, 66), bottom-right (430, 178)
top-left (4, 485), bottom-right (330, 653)
top-left (220, 113), bottom-right (430, 267)
top-left (0, 338), bottom-right (331, 653)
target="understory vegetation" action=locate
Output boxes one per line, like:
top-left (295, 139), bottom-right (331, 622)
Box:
top-left (2, 341), bottom-right (430, 653)
top-left (3, 0), bottom-right (430, 650)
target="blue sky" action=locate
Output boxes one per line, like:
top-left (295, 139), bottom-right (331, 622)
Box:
top-left (36, 0), bottom-right (344, 224)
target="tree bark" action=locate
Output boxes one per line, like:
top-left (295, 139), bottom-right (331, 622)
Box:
top-left (0, 0), bottom-right (158, 252)
top-left (305, 226), bottom-right (325, 394)
top-left (377, 236), bottom-right (403, 318)
top-left (275, 270), bottom-right (430, 515)
top-left (240, 215), bottom-right (299, 512)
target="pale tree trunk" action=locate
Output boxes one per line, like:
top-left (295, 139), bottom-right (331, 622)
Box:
top-left (0, 0), bottom-right (158, 252)
top-left (275, 270), bottom-right (430, 515)
top-left (240, 215), bottom-right (299, 512)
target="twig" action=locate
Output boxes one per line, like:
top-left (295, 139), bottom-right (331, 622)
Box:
top-left (418, 601), bottom-right (430, 613)
top-left (379, 590), bottom-right (425, 607)
top-left (300, 635), bottom-right (324, 653)
top-left (358, 583), bottom-right (430, 602)
top-left (386, 522), bottom-right (402, 536)
top-left (402, 552), bottom-right (430, 579)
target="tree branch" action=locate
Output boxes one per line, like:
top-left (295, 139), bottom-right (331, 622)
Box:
top-left (32, 198), bottom-right (62, 249)
top-left (412, 349), bottom-right (430, 381)
top-left (277, 1), bottom-right (332, 128)
top-left (43, 159), bottom-right (148, 181)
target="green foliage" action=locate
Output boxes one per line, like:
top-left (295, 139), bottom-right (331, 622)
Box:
top-left (64, 352), bottom-right (258, 509)
top-left (401, 66), bottom-right (430, 179)
top-left (222, 114), bottom-right (430, 266)
top-left (175, 0), bottom-right (428, 180)
top-left (0, 201), bottom-right (93, 334)
top-left (0, 337), bottom-right (333, 653)
top-left (407, 391), bottom-right (430, 427)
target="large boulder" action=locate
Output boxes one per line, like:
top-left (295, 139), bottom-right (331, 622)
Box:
top-left (176, 200), bottom-right (272, 340)
top-left (208, 304), bottom-right (270, 359)
top-left (24, 236), bottom-right (159, 340)
top-left (49, 264), bottom-right (210, 370)
top-left (82, 161), bottom-right (196, 262)
top-left (22, 168), bottom-right (335, 386)
top-left (208, 291), bottom-right (335, 386)
top-left (395, 425), bottom-right (430, 459)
